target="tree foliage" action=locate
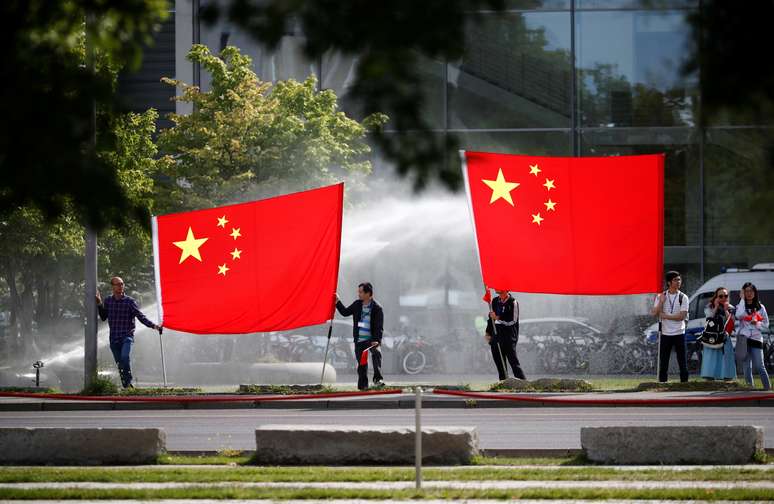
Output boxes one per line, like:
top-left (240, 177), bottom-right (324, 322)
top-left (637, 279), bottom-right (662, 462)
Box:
top-left (201, 0), bottom-right (505, 191)
top-left (0, 0), bottom-right (169, 230)
top-left (157, 44), bottom-right (387, 211)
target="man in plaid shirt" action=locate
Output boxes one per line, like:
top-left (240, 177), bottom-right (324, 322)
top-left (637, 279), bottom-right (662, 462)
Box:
top-left (96, 276), bottom-right (161, 388)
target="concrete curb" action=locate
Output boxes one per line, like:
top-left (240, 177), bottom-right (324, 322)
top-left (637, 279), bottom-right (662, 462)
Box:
top-left (1, 392), bottom-right (774, 411)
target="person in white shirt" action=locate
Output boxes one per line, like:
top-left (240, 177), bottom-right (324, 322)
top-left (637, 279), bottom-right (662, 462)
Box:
top-left (734, 282), bottom-right (770, 390)
top-left (650, 271), bottom-right (689, 383)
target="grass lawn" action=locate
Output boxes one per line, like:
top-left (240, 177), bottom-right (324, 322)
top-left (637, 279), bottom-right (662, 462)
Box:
top-left (2, 463), bottom-right (772, 483)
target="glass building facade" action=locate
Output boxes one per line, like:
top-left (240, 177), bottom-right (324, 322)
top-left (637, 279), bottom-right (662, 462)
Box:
top-left (176, 0), bottom-right (774, 291)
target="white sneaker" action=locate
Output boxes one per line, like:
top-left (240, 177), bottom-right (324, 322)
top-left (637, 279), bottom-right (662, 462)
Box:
top-left (373, 379), bottom-right (384, 387)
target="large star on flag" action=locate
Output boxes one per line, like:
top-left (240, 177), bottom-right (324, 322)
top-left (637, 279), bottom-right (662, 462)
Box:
top-left (173, 227), bottom-right (209, 264)
top-left (482, 168), bottom-right (520, 206)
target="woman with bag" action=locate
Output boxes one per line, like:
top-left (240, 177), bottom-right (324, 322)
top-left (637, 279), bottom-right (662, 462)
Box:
top-left (700, 287), bottom-right (736, 380)
top-left (735, 282), bottom-right (770, 390)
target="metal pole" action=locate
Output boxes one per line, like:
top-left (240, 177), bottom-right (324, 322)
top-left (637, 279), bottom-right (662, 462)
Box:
top-left (489, 298), bottom-right (507, 378)
top-left (83, 12), bottom-right (98, 391)
top-left (415, 386), bottom-right (422, 490)
top-left (158, 327), bottom-right (167, 387)
top-left (320, 322), bottom-right (333, 384)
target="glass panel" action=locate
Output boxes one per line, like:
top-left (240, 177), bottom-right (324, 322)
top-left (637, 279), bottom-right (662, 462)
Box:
top-left (703, 128), bottom-right (774, 274)
top-left (576, 9), bottom-right (697, 127)
top-left (321, 52), bottom-right (445, 128)
top-left (577, 0), bottom-right (697, 9)
top-left (198, 17), bottom-right (317, 91)
top-left (448, 11), bottom-right (572, 129)
top-left (457, 130), bottom-right (572, 156)
top-left (581, 127), bottom-right (700, 247)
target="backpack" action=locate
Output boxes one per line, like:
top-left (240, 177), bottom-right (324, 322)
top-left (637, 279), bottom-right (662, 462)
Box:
top-left (698, 309), bottom-right (727, 349)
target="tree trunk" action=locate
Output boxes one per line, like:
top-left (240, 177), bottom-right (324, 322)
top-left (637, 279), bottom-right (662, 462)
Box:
top-left (3, 262), bottom-right (22, 358)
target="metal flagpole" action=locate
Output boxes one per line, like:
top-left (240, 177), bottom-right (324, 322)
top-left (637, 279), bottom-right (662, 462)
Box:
top-left (415, 386), bottom-right (423, 490)
top-left (320, 320), bottom-right (333, 385)
top-left (489, 296), bottom-right (507, 378)
top-left (157, 327), bottom-right (167, 387)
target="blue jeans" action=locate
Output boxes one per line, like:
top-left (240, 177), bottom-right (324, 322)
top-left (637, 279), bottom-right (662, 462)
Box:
top-left (109, 337), bottom-right (134, 387)
top-left (743, 343), bottom-right (771, 390)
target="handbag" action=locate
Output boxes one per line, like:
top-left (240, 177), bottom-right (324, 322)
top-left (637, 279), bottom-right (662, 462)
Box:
top-left (698, 310), bottom-right (727, 349)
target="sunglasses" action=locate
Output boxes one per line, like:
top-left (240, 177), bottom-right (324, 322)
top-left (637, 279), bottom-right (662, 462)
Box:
top-left (717, 294), bottom-right (728, 298)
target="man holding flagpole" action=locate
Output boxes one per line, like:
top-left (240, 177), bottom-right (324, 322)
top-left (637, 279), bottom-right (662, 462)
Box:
top-left (336, 282), bottom-right (384, 390)
top-left (96, 276), bottom-right (161, 388)
top-left (485, 289), bottom-right (526, 381)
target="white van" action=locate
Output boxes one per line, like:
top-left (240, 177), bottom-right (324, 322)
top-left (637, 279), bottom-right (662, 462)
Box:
top-left (645, 264), bottom-right (774, 345)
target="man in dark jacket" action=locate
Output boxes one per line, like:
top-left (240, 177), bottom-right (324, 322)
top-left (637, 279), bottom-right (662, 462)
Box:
top-left (485, 290), bottom-right (526, 381)
top-left (336, 282), bottom-right (384, 390)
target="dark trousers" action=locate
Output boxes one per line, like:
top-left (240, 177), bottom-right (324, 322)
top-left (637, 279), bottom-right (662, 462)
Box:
top-left (490, 333), bottom-right (526, 381)
top-left (355, 340), bottom-right (383, 390)
top-left (658, 333), bottom-right (689, 382)
top-left (109, 337), bottom-right (134, 387)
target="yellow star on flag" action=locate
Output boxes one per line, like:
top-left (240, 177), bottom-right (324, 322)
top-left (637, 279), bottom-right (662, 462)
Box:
top-left (544, 199), bottom-right (557, 211)
top-left (531, 213), bottom-right (544, 226)
top-left (173, 227), bottom-right (208, 264)
top-left (543, 178), bottom-right (556, 191)
top-left (529, 164), bottom-right (541, 176)
top-left (217, 215), bottom-right (228, 228)
top-left (230, 227), bottom-right (241, 240)
top-left (218, 263), bottom-right (230, 276)
top-left (230, 248), bottom-right (242, 260)
top-left (482, 168), bottom-right (520, 206)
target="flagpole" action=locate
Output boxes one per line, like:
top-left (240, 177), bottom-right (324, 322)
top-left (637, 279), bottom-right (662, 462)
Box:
top-left (320, 320), bottom-right (333, 385)
top-left (158, 327), bottom-right (167, 387)
top-left (489, 298), bottom-right (508, 380)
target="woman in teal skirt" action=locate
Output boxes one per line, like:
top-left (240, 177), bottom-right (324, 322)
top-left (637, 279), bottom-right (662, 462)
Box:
top-left (700, 287), bottom-right (736, 380)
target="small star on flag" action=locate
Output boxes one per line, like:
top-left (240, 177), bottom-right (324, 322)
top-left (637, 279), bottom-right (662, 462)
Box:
top-left (543, 179), bottom-right (556, 191)
top-left (230, 248), bottom-right (242, 260)
top-left (531, 213), bottom-right (544, 226)
top-left (544, 199), bottom-right (557, 211)
top-left (230, 227), bottom-right (241, 240)
top-left (218, 263), bottom-right (230, 276)
top-left (217, 215), bottom-right (228, 228)
top-left (529, 164), bottom-right (541, 176)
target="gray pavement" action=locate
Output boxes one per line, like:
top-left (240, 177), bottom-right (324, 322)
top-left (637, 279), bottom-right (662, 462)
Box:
top-left (1, 406), bottom-right (773, 451)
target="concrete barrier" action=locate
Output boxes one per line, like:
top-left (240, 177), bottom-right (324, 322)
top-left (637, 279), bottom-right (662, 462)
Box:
top-left (581, 425), bottom-right (764, 464)
top-left (255, 424), bottom-right (479, 464)
top-left (0, 428), bottom-right (166, 465)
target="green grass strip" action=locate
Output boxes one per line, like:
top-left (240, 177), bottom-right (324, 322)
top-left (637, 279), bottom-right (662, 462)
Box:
top-left (2, 486), bottom-right (772, 500)
top-left (2, 466), bottom-right (772, 483)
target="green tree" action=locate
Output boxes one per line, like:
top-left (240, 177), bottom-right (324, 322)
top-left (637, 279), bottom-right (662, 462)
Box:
top-left (0, 108), bottom-right (165, 360)
top-left (0, 0), bottom-right (169, 230)
top-left (157, 44), bottom-right (387, 211)
top-left (200, 0), bottom-right (505, 191)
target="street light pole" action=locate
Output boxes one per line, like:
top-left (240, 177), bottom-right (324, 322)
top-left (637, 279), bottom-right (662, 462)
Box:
top-left (84, 13), bottom-right (98, 390)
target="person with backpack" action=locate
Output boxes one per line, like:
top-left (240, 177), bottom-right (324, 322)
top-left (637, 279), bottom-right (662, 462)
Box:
top-left (651, 271), bottom-right (689, 382)
top-left (735, 282), bottom-right (770, 390)
top-left (699, 287), bottom-right (736, 380)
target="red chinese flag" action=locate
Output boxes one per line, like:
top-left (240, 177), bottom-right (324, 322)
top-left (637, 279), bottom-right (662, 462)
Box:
top-left (463, 151), bottom-right (663, 295)
top-left (482, 287), bottom-right (492, 304)
top-left (152, 183), bottom-right (343, 333)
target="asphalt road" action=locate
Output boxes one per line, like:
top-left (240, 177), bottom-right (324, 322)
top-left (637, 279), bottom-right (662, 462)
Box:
top-left (1, 407), bottom-right (772, 451)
